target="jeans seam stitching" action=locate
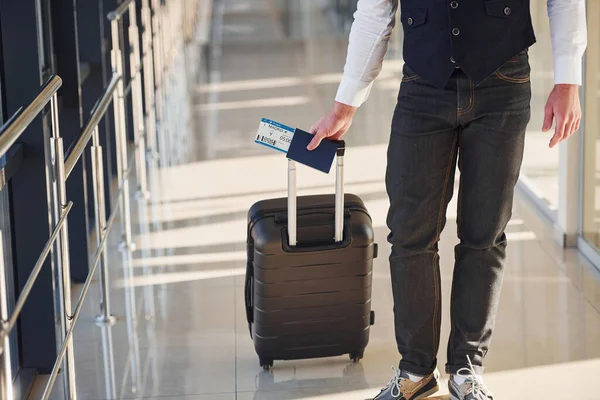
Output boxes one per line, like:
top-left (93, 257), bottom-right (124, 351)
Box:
top-left (495, 70), bottom-right (530, 83)
top-left (457, 80), bottom-right (474, 115)
top-left (433, 133), bottom-right (458, 358)
top-left (431, 252), bottom-right (439, 360)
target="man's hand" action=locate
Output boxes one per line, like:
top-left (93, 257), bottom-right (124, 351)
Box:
top-left (307, 102), bottom-right (358, 151)
top-left (543, 84), bottom-right (582, 148)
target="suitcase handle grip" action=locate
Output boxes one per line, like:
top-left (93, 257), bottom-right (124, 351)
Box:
top-left (274, 209), bottom-right (351, 224)
top-left (287, 140), bottom-right (345, 247)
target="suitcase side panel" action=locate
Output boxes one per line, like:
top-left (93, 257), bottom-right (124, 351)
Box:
top-left (252, 329), bottom-right (370, 361)
top-left (254, 301), bottom-right (371, 325)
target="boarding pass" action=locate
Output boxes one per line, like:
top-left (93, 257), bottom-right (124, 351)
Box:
top-left (255, 118), bottom-right (295, 153)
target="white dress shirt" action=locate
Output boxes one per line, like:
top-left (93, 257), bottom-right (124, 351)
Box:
top-left (335, 0), bottom-right (588, 107)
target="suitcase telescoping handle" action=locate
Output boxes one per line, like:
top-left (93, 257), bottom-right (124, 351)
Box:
top-left (287, 140), bottom-right (345, 247)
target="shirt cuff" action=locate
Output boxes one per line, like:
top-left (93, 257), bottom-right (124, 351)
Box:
top-left (554, 55), bottom-right (583, 85)
top-left (335, 75), bottom-right (374, 107)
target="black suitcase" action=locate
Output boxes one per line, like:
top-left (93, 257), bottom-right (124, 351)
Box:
top-left (245, 142), bottom-right (378, 370)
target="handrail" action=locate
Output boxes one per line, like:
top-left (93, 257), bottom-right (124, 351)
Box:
top-left (0, 0), bottom-right (174, 398)
top-left (65, 73), bottom-right (122, 179)
top-left (0, 74), bottom-right (70, 398)
top-left (0, 75), bottom-right (62, 157)
top-left (0, 202), bottom-right (73, 346)
top-left (41, 196), bottom-right (121, 400)
top-left (107, 0), bottom-right (135, 21)
top-left (0, 74), bottom-right (63, 347)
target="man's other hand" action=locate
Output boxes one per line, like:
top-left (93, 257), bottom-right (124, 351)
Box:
top-left (307, 102), bottom-right (358, 151)
top-left (543, 84), bottom-right (582, 148)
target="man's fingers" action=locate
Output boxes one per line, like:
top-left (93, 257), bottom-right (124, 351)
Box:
top-left (542, 105), bottom-right (554, 132)
top-left (563, 114), bottom-right (579, 141)
top-left (307, 130), bottom-right (326, 151)
top-left (574, 117), bottom-right (581, 134)
top-left (310, 122), bottom-right (318, 134)
top-left (330, 127), bottom-right (348, 141)
top-left (549, 115), bottom-right (566, 148)
top-left (567, 119), bottom-right (578, 139)
top-left (549, 134), bottom-right (562, 148)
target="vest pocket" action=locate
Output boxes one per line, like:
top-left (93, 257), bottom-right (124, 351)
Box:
top-left (485, 0), bottom-right (524, 18)
top-left (401, 9), bottom-right (427, 28)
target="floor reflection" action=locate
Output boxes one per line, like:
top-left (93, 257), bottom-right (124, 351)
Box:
top-left (250, 362), bottom-right (369, 400)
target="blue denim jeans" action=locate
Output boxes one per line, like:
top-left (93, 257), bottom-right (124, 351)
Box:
top-left (385, 50), bottom-right (532, 376)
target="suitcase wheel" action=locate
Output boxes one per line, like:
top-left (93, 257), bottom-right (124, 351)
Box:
top-left (349, 351), bottom-right (364, 363)
top-left (260, 357), bottom-right (273, 371)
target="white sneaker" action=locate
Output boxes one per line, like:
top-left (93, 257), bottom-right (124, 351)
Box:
top-left (448, 357), bottom-right (493, 400)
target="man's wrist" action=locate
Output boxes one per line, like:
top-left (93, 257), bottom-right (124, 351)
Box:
top-left (333, 101), bottom-right (358, 118)
top-left (554, 83), bottom-right (580, 92)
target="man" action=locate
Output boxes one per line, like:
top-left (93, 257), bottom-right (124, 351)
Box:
top-left (307, 0), bottom-right (587, 399)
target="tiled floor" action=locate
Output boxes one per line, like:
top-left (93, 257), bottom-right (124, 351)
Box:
top-left (30, 1), bottom-right (600, 399)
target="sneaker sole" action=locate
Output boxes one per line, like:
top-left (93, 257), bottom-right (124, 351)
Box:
top-left (414, 385), bottom-right (440, 399)
top-left (364, 384), bottom-right (440, 400)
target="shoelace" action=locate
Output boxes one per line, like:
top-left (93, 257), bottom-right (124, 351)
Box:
top-left (455, 356), bottom-right (493, 399)
top-left (382, 366), bottom-right (403, 398)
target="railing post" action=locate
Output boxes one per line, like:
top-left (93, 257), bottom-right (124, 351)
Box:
top-left (110, 16), bottom-right (142, 394)
top-left (142, 0), bottom-right (158, 162)
top-left (151, 0), bottom-right (172, 318)
top-left (110, 19), bottom-right (135, 253)
top-left (161, 1), bottom-right (174, 168)
top-left (151, 0), bottom-right (168, 169)
top-left (128, 2), bottom-right (150, 200)
top-left (140, 0), bottom-right (161, 323)
top-left (48, 94), bottom-right (77, 400)
top-left (91, 126), bottom-right (116, 326)
top-left (0, 234), bottom-right (13, 400)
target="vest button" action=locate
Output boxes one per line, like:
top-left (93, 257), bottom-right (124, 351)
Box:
top-left (504, 7), bottom-right (511, 15)
top-left (450, 1), bottom-right (459, 9)
top-left (408, 17), bottom-right (414, 25)
top-left (452, 28), bottom-right (460, 36)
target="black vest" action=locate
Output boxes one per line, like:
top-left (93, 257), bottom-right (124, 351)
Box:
top-left (401, 0), bottom-right (537, 88)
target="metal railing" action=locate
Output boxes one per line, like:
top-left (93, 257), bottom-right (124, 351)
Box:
top-left (0, 75), bottom-right (70, 400)
top-left (64, 72), bottom-right (123, 328)
top-left (0, 0), bottom-right (205, 398)
top-left (0, 70), bottom-right (130, 400)
top-left (109, 0), bottom-right (150, 200)
top-left (0, 0), bottom-right (180, 397)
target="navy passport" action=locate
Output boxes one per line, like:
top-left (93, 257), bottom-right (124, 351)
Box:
top-left (287, 129), bottom-right (338, 174)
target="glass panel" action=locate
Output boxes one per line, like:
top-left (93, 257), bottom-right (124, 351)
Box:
top-left (520, 0), bottom-right (560, 212)
top-left (582, 0), bottom-right (600, 246)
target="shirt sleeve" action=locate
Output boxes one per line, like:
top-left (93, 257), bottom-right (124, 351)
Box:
top-left (547, 0), bottom-right (587, 85)
top-left (335, 0), bottom-right (399, 107)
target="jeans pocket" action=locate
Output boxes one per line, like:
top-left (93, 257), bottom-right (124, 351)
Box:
top-left (495, 50), bottom-right (530, 83)
top-left (401, 63), bottom-right (420, 82)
